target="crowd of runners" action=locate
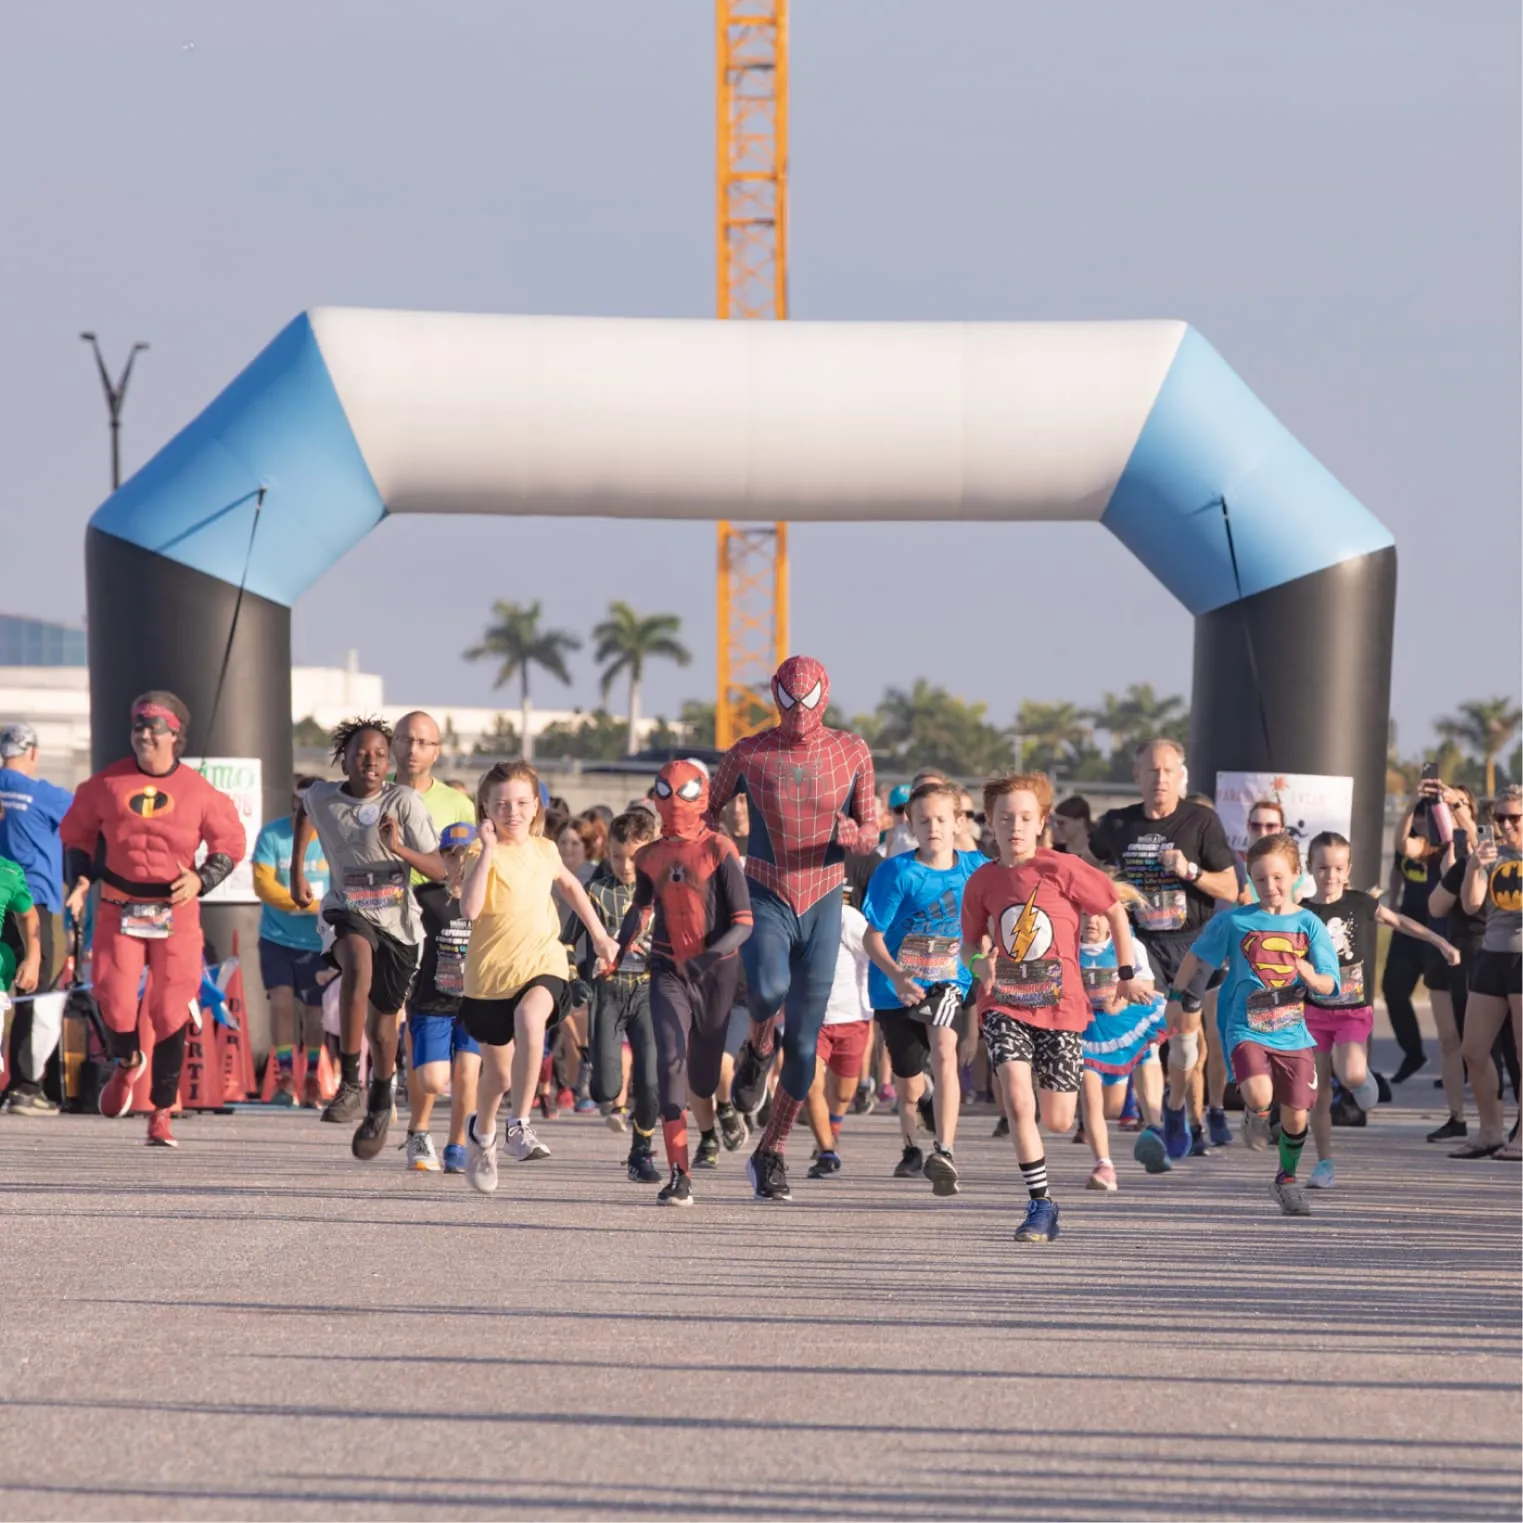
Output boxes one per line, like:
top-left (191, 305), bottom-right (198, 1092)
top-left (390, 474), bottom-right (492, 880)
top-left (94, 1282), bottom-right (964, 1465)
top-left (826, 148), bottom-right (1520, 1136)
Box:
top-left (1, 656), bottom-right (1519, 1241)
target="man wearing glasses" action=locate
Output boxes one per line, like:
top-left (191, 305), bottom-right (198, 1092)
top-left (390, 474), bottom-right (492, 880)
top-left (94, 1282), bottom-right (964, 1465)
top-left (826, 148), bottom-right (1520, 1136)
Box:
top-left (60, 691), bottom-right (244, 1146)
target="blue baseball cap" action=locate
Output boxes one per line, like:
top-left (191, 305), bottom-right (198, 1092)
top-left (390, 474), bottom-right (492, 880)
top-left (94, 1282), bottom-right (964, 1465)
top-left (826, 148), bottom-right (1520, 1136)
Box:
top-left (440, 822), bottom-right (477, 851)
top-left (889, 784), bottom-right (912, 810)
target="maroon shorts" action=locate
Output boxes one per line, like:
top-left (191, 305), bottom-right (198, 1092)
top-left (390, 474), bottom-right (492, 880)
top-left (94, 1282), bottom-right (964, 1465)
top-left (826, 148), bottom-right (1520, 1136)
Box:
top-left (816, 1020), bottom-right (871, 1079)
top-left (1231, 1041), bottom-right (1317, 1111)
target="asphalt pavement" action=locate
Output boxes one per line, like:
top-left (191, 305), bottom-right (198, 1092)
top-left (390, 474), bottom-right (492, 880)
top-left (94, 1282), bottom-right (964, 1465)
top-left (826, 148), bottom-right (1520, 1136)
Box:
top-left (0, 1065), bottom-right (1518, 1520)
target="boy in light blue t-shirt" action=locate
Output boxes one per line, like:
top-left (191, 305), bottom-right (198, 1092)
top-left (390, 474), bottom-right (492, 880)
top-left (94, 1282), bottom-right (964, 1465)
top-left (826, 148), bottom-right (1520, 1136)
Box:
top-left (1165, 833), bottom-right (1339, 1218)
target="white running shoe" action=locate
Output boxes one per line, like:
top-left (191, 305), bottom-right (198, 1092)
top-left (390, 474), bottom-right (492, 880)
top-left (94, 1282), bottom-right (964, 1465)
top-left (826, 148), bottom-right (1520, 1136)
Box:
top-left (1307, 1158), bottom-right (1336, 1190)
top-left (406, 1132), bottom-right (440, 1172)
top-left (466, 1115), bottom-right (499, 1194)
top-left (509, 1121), bottom-right (551, 1162)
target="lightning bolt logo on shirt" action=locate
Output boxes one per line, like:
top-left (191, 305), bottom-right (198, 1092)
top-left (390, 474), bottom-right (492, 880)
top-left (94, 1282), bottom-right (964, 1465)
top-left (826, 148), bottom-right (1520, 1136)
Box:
top-left (999, 888), bottom-right (1054, 962)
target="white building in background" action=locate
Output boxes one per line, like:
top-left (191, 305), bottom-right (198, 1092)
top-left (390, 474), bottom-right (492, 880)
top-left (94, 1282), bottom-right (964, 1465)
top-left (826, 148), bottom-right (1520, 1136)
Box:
top-left (0, 629), bottom-right (672, 786)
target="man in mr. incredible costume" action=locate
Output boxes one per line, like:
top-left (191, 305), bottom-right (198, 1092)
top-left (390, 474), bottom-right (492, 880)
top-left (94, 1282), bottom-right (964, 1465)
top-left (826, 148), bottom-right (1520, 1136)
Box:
top-left (708, 655), bottom-right (878, 1201)
top-left (616, 759), bottom-right (753, 1208)
top-left (60, 690), bottom-right (244, 1147)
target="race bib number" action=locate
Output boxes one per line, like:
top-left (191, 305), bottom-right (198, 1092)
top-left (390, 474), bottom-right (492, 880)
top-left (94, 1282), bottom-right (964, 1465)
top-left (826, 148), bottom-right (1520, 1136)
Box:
top-left (343, 866), bottom-right (406, 916)
top-left (1246, 984), bottom-right (1305, 1034)
top-left (1134, 890), bottom-right (1187, 933)
top-left (1318, 961), bottom-right (1365, 1009)
top-left (1082, 965), bottom-right (1118, 1009)
top-left (992, 956), bottom-right (1063, 1011)
top-left (898, 934), bottom-right (962, 984)
top-left (120, 901), bottom-right (172, 940)
top-left (434, 921), bottom-right (470, 997)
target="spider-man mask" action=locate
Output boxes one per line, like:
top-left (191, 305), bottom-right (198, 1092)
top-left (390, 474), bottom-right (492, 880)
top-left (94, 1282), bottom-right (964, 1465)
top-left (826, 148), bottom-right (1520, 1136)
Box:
top-left (653, 758), bottom-right (709, 839)
top-left (772, 654), bottom-right (829, 742)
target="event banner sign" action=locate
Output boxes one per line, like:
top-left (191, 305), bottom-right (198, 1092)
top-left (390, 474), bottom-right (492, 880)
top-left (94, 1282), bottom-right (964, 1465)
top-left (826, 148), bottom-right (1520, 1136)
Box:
top-left (1215, 771), bottom-right (1354, 863)
top-left (183, 757), bottom-right (263, 904)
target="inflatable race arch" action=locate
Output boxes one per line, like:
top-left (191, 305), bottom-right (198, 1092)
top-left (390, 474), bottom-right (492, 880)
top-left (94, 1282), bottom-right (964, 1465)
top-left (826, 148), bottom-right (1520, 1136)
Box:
top-left (86, 308), bottom-right (1396, 959)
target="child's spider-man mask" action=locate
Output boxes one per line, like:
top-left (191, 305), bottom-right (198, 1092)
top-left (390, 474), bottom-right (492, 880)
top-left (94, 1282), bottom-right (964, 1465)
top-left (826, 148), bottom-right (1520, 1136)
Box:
top-left (653, 758), bottom-right (710, 839)
top-left (772, 654), bottom-right (829, 742)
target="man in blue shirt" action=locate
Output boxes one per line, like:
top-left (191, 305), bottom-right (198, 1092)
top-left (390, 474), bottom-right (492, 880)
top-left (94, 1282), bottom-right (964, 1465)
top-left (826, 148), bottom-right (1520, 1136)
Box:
top-left (252, 778), bottom-right (330, 1106)
top-left (0, 722), bottom-right (74, 1114)
top-left (861, 779), bottom-right (985, 1196)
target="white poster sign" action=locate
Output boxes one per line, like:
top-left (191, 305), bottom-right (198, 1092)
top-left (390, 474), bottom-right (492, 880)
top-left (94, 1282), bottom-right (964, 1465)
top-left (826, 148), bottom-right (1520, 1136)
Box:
top-left (182, 757), bottom-right (263, 904)
top-left (1216, 771), bottom-right (1354, 865)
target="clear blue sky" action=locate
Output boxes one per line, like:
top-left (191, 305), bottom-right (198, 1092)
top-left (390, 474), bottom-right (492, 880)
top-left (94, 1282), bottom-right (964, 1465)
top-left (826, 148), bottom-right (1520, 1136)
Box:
top-left (2, 0), bottom-right (1517, 750)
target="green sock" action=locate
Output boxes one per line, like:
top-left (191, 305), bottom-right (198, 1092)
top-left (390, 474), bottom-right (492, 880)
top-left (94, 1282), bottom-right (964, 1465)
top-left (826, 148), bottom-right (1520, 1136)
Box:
top-left (1277, 1125), bottom-right (1307, 1180)
top-left (274, 1044), bottom-right (294, 1075)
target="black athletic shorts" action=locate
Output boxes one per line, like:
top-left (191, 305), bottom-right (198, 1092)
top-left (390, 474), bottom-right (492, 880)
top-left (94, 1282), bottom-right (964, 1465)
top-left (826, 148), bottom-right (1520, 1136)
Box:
top-left (1470, 951), bottom-right (1522, 999)
top-left (875, 1008), bottom-right (931, 1080)
top-left (1421, 940), bottom-right (1453, 993)
top-left (460, 976), bottom-right (568, 1048)
top-left (322, 910), bottom-right (419, 1016)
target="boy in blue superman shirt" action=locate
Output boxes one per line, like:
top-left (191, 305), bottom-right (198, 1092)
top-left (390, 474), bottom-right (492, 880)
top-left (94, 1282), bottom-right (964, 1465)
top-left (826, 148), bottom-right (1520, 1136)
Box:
top-left (1164, 833), bottom-right (1339, 1217)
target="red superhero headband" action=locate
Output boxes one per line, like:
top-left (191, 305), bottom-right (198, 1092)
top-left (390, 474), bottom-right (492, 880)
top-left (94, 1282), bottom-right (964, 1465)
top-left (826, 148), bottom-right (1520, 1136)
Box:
top-left (132, 703), bottom-right (183, 733)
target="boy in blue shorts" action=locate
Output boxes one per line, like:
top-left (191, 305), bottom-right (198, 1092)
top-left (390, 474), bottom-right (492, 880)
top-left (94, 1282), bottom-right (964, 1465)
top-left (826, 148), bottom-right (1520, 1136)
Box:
top-left (253, 778), bottom-right (329, 1106)
top-left (862, 780), bottom-right (984, 1197)
top-left (1164, 833), bottom-right (1340, 1216)
top-left (405, 822), bottom-right (480, 1173)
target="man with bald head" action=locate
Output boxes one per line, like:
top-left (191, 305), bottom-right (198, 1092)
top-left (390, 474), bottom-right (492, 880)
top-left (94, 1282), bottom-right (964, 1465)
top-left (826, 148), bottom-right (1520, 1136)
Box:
top-left (1091, 738), bottom-right (1238, 1163)
top-left (391, 712), bottom-right (480, 1170)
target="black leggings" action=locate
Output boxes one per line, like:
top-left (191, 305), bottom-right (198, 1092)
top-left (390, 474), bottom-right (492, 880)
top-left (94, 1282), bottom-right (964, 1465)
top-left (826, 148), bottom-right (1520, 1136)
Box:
top-left (1380, 933), bottom-right (1428, 1066)
top-left (587, 977), bottom-right (659, 1133)
top-left (652, 955), bottom-right (741, 1123)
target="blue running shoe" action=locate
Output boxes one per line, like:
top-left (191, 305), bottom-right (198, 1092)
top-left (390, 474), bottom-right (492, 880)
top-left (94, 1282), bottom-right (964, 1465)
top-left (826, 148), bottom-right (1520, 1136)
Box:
top-left (1207, 1106), bottom-right (1233, 1149)
top-left (442, 1143), bottom-right (467, 1174)
top-left (1118, 1079), bottom-right (1140, 1126)
top-left (1014, 1196), bottom-right (1060, 1242)
top-left (1133, 1125), bottom-right (1171, 1174)
top-left (1162, 1103), bottom-right (1191, 1161)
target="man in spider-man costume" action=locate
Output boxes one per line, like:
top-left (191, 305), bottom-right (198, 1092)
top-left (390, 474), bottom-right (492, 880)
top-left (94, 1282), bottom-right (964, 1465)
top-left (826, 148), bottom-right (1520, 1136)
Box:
top-left (59, 690), bottom-right (245, 1147)
top-left (615, 759), bottom-right (753, 1206)
top-left (708, 654), bottom-right (877, 1201)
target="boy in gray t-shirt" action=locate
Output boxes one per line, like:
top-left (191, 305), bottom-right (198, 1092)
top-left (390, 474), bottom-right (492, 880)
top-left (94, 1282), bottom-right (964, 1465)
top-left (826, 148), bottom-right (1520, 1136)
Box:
top-left (291, 719), bottom-right (445, 1158)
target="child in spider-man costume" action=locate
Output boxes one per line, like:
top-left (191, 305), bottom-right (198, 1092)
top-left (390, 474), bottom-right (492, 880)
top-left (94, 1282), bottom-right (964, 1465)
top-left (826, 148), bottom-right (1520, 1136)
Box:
top-left (708, 655), bottom-right (877, 1201)
top-left (615, 759), bottom-right (753, 1206)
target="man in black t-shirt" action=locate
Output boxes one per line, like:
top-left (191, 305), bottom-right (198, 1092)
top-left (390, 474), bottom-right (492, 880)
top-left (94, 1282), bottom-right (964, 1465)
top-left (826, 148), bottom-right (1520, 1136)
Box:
top-left (1090, 739), bottom-right (1237, 1162)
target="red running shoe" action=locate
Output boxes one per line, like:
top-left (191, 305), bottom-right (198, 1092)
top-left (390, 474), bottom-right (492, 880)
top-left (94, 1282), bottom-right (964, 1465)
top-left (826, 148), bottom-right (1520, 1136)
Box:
top-left (146, 1107), bottom-right (178, 1147)
top-left (99, 1054), bottom-right (146, 1118)
top-left (556, 1087), bottom-right (575, 1113)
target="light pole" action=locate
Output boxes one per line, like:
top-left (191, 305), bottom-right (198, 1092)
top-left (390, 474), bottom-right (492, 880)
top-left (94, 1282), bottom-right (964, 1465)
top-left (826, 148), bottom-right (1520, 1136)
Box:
top-left (80, 332), bottom-right (148, 491)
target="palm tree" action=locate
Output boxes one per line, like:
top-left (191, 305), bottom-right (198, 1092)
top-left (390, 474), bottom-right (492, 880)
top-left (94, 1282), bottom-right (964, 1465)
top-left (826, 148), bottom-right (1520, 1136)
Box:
top-left (591, 602), bottom-right (692, 755)
top-left (463, 600), bottom-right (581, 762)
top-left (1014, 701), bottom-right (1093, 775)
top-left (1436, 698), bottom-right (1523, 797)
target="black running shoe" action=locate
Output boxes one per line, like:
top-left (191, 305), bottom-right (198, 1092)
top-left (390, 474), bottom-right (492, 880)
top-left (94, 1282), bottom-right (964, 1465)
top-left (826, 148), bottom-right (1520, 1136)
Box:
top-left (1390, 1053), bottom-right (1428, 1085)
top-left (924, 1144), bottom-right (959, 1197)
top-left (352, 1081), bottom-right (394, 1161)
top-left (322, 1079), bottom-right (364, 1125)
top-left (694, 1132), bottom-right (720, 1170)
top-left (747, 1146), bottom-right (792, 1201)
top-left (916, 1091), bottom-right (936, 1134)
top-left (893, 1143), bottom-right (924, 1178)
top-left (731, 1040), bottom-right (769, 1115)
top-left (716, 1105), bottom-right (749, 1152)
top-left (992, 1115), bottom-right (1009, 1139)
top-left (627, 1146), bottom-right (661, 1184)
top-left (754, 1091), bottom-right (774, 1133)
top-left (807, 1150), bottom-right (842, 1179)
top-left (1427, 1116), bottom-right (1467, 1143)
top-left (657, 1168), bottom-right (693, 1207)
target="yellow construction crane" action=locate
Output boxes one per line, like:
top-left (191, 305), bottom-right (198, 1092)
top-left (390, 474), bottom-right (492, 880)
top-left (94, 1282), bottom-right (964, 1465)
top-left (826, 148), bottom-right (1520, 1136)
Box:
top-left (714, 0), bottom-right (789, 749)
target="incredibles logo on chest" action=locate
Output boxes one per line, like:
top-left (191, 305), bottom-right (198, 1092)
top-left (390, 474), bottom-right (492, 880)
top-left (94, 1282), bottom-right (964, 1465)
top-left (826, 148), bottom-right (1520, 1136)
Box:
top-left (127, 785), bottom-right (176, 819)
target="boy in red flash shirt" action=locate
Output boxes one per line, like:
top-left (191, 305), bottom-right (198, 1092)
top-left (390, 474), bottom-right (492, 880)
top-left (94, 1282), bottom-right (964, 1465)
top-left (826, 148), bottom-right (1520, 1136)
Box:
top-left (961, 772), bottom-right (1147, 1243)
